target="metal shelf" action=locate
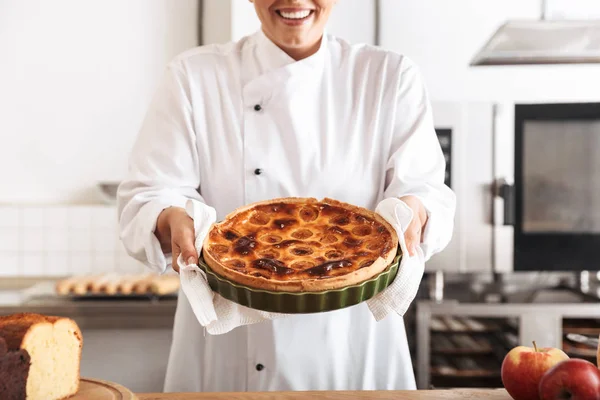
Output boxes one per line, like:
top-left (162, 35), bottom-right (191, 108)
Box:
top-left (415, 300), bottom-right (600, 389)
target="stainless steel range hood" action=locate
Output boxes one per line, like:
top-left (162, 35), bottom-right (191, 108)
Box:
top-left (471, 19), bottom-right (600, 66)
top-left (471, 0), bottom-right (600, 66)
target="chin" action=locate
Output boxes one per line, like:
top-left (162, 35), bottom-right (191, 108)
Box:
top-left (279, 34), bottom-right (312, 48)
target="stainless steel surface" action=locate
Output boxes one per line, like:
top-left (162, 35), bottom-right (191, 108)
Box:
top-left (428, 271), bottom-right (445, 302)
top-left (520, 312), bottom-right (561, 351)
top-left (416, 300), bottom-right (432, 389)
top-left (541, 0), bottom-right (548, 20)
top-left (373, 0), bottom-right (380, 46)
top-left (0, 278), bottom-right (177, 329)
top-left (430, 101), bottom-right (495, 274)
top-left (0, 296), bottom-right (177, 329)
top-left (97, 181), bottom-right (120, 204)
top-left (416, 298), bottom-right (600, 389)
top-left (567, 333), bottom-right (600, 348)
top-left (471, 20), bottom-right (600, 66)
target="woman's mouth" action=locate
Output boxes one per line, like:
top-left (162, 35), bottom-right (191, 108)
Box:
top-left (275, 9), bottom-right (315, 25)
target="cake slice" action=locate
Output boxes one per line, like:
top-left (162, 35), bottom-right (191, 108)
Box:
top-left (0, 313), bottom-right (82, 400)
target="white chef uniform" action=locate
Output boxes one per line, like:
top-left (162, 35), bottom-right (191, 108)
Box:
top-left (117, 29), bottom-right (455, 392)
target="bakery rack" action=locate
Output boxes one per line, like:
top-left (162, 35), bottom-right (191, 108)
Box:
top-left (415, 299), bottom-right (600, 389)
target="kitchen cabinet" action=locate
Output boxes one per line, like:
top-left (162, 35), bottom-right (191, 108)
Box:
top-left (80, 329), bottom-right (173, 394)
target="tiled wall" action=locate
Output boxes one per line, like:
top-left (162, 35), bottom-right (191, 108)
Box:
top-left (0, 205), bottom-right (147, 277)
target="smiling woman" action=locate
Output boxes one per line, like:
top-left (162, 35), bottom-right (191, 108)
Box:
top-left (117, 0), bottom-right (455, 393)
top-left (249, 0), bottom-right (337, 60)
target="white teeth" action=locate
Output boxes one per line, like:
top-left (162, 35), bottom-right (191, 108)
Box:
top-left (279, 10), bottom-right (311, 19)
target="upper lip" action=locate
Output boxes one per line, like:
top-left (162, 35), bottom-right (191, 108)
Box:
top-left (275, 7), bottom-right (315, 11)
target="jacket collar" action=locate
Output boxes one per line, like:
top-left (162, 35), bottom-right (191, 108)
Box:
top-left (243, 28), bottom-right (328, 83)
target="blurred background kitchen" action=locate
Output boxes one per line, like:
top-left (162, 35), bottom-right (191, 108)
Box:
top-left (2, 0), bottom-right (600, 393)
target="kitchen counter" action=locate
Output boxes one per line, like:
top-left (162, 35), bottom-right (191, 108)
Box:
top-left (0, 278), bottom-right (177, 329)
top-left (136, 389), bottom-right (511, 399)
top-left (0, 296), bottom-right (177, 329)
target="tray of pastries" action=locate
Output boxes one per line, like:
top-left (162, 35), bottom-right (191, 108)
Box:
top-left (55, 272), bottom-right (179, 299)
top-left (199, 197), bottom-right (401, 314)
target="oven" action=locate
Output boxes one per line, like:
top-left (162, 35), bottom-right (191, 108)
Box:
top-left (495, 102), bottom-right (600, 273)
top-left (429, 100), bottom-right (600, 275)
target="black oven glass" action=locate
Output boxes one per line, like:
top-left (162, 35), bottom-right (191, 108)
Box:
top-left (435, 128), bottom-right (452, 189)
top-left (514, 103), bottom-right (600, 272)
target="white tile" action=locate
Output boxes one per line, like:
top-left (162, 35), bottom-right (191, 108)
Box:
top-left (21, 228), bottom-right (45, 252)
top-left (68, 207), bottom-right (91, 230)
top-left (134, 260), bottom-right (149, 273)
top-left (0, 228), bottom-right (19, 252)
top-left (0, 253), bottom-right (20, 276)
top-left (45, 229), bottom-right (69, 252)
top-left (45, 254), bottom-right (70, 276)
top-left (92, 230), bottom-right (117, 252)
top-left (92, 253), bottom-right (117, 273)
top-left (117, 255), bottom-right (138, 273)
top-left (21, 207), bottom-right (44, 227)
top-left (115, 238), bottom-right (129, 255)
top-left (69, 230), bottom-right (91, 252)
top-left (68, 253), bottom-right (92, 275)
top-left (43, 207), bottom-right (69, 229)
top-left (91, 206), bottom-right (117, 229)
top-left (0, 207), bottom-right (20, 227)
top-left (21, 254), bottom-right (45, 276)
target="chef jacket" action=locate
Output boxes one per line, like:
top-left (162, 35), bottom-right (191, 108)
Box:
top-left (117, 28), bottom-right (456, 392)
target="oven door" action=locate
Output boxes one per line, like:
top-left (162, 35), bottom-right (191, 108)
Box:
top-left (511, 103), bottom-right (600, 272)
top-left (428, 101), bottom-right (495, 274)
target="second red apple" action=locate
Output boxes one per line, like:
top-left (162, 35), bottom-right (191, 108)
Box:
top-left (539, 358), bottom-right (600, 400)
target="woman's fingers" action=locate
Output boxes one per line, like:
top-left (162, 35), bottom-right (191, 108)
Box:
top-left (403, 218), bottom-right (422, 257)
top-left (171, 243), bottom-right (182, 273)
top-left (169, 215), bottom-right (197, 273)
top-left (399, 195), bottom-right (427, 257)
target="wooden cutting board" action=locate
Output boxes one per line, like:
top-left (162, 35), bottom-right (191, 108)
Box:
top-left (71, 378), bottom-right (138, 400)
top-left (137, 388), bottom-right (511, 399)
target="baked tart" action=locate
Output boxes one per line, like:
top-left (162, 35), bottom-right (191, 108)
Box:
top-left (202, 197), bottom-right (398, 292)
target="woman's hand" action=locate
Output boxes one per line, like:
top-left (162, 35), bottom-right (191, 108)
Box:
top-left (399, 195), bottom-right (428, 257)
top-left (155, 207), bottom-right (198, 273)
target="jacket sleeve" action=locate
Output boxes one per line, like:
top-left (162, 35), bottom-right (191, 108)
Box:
top-left (117, 61), bottom-right (209, 274)
top-left (383, 57), bottom-right (456, 262)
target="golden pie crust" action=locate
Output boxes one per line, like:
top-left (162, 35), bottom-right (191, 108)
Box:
top-left (202, 197), bottom-right (398, 292)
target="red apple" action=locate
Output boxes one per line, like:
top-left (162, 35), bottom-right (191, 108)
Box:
top-left (501, 341), bottom-right (570, 400)
top-left (539, 358), bottom-right (600, 400)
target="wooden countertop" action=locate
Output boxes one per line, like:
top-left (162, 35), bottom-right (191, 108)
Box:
top-left (137, 389), bottom-right (511, 399)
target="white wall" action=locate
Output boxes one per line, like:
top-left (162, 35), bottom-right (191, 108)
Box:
top-left (0, 0), bottom-right (200, 204)
top-left (202, 0), bottom-right (232, 44)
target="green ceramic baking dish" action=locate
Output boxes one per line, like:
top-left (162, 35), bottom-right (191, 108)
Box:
top-left (196, 251), bottom-right (401, 314)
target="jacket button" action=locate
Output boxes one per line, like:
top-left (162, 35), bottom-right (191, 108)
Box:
top-left (254, 168), bottom-right (263, 175)
top-left (254, 104), bottom-right (262, 111)
top-left (256, 363), bottom-right (264, 371)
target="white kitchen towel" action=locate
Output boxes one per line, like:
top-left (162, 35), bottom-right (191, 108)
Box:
top-left (368, 197), bottom-right (425, 320)
top-left (177, 200), bottom-right (288, 335)
top-left (178, 197), bottom-right (425, 335)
